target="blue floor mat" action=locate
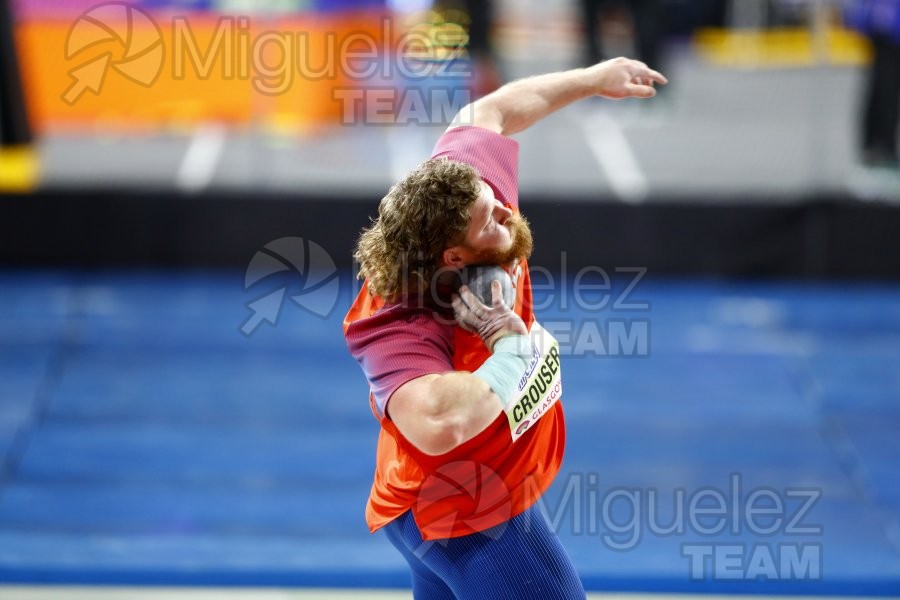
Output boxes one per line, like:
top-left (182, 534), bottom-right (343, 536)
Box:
top-left (0, 270), bottom-right (898, 594)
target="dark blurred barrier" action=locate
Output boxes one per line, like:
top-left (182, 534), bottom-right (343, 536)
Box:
top-left (1, 190), bottom-right (899, 278)
top-left (0, 0), bottom-right (31, 146)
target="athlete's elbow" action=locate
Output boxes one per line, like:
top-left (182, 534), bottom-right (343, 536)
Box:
top-left (415, 417), bottom-right (467, 456)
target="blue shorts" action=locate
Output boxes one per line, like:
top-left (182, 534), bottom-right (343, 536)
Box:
top-left (383, 505), bottom-right (586, 599)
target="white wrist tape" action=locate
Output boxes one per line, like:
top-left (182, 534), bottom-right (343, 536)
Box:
top-left (471, 334), bottom-right (532, 408)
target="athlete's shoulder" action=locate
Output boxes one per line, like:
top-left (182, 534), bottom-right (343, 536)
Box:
top-left (431, 126), bottom-right (520, 210)
top-left (431, 125), bottom-right (519, 163)
top-left (346, 300), bottom-right (454, 356)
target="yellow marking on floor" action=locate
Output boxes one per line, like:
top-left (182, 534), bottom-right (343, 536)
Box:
top-left (693, 27), bottom-right (871, 68)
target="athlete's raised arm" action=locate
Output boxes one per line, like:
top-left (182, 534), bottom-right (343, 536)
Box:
top-left (450, 57), bottom-right (668, 136)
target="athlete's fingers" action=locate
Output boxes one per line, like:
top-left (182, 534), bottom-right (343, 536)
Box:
top-left (452, 288), bottom-right (471, 311)
top-left (452, 293), bottom-right (476, 323)
top-left (625, 82), bottom-right (656, 98)
top-left (451, 293), bottom-right (477, 332)
top-left (643, 67), bottom-right (668, 85)
top-left (627, 59), bottom-right (665, 82)
top-left (451, 293), bottom-right (467, 314)
top-left (490, 280), bottom-right (504, 307)
top-left (458, 286), bottom-right (488, 316)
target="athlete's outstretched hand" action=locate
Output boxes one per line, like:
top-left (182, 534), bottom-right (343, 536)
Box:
top-left (589, 57), bottom-right (667, 99)
top-left (452, 280), bottom-right (528, 351)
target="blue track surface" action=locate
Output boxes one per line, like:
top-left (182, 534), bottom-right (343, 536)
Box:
top-left (1, 270), bottom-right (899, 594)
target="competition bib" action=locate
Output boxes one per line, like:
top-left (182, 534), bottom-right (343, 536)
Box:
top-left (505, 322), bottom-right (562, 442)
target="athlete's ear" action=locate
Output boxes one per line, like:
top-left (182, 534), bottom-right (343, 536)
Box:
top-left (442, 246), bottom-right (466, 268)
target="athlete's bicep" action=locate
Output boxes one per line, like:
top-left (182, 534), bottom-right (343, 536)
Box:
top-left (385, 374), bottom-right (437, 423)
top-left (386, 371), bottom-right (495, 456)
top-left (386, 373), bottom-right (448, 455)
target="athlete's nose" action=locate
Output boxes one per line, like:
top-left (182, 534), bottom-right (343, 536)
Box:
top-left (494, 201), bottom-right (512, 225)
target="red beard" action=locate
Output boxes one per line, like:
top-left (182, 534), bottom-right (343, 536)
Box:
top-left (467, 213), bottom-right (534, 267)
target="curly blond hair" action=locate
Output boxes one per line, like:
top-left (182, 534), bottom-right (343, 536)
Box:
top-left (354, 158), bottom-right (481, 302)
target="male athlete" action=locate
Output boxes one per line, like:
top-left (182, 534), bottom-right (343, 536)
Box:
top-left (344, 57), bottom-right (667, 598)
